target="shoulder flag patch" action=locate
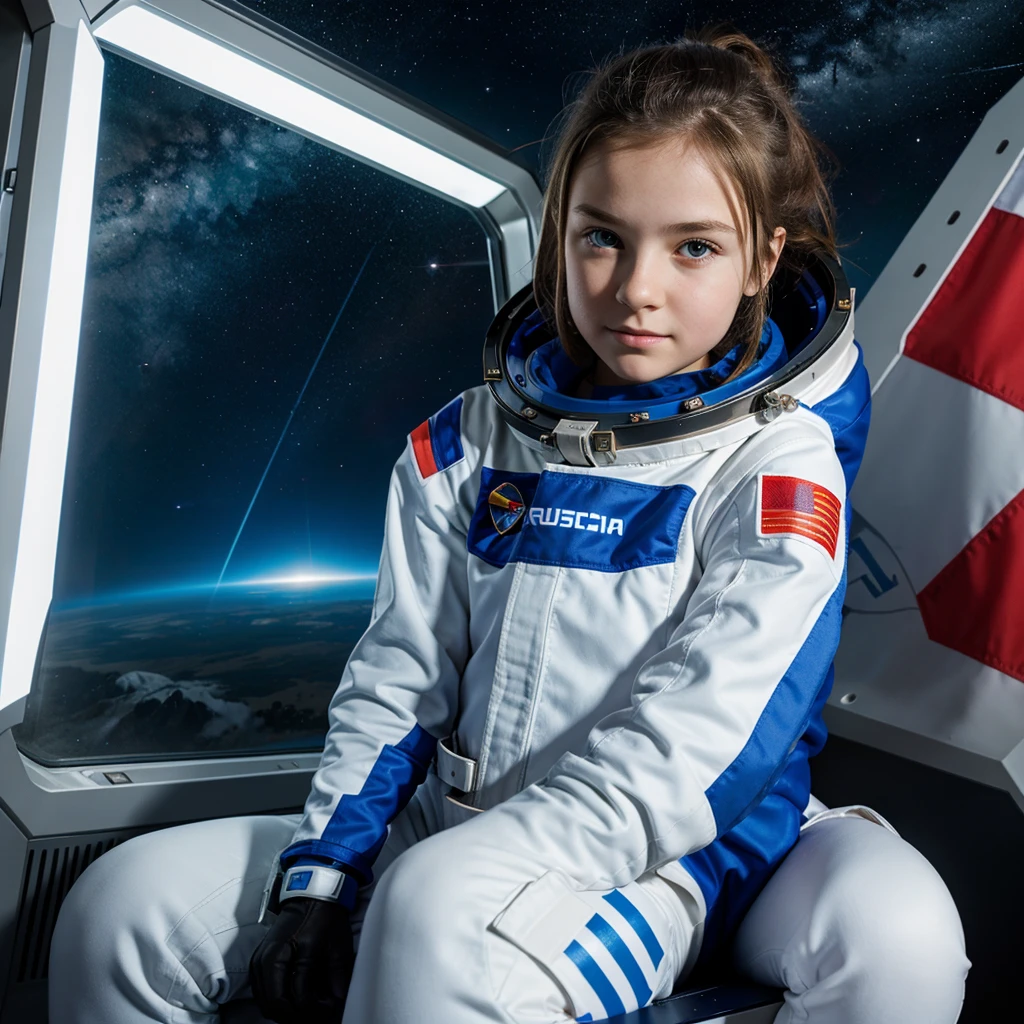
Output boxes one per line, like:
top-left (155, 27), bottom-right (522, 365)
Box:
top-left (411, 419), bottom-right (438, 478)
top-left (410, 396), bottom-right (465, 480)
top-left (759, 475), bottom-right (841, 558)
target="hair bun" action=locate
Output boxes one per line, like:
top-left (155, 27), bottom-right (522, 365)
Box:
top-left (697, 24), bottom-right (789, 93)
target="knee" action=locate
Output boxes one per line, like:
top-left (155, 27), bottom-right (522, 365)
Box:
top-left (367, 830), bottom-right (473, 943)
top-left (50, 830), bottom-right (162, 999)
top-left (816, 820), bottom-right (967, 979)
top-left (55, 832), bottom-right (155, 949)
top-left (52, 815), bottom-right (291, 979)
top-left (790, 819), bottom-right (974, 1011)
top-left (363, 824), bottom-right (533, 965)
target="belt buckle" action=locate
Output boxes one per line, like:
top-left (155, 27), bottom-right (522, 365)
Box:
top-left (443, 789), bottom-right (485, 814)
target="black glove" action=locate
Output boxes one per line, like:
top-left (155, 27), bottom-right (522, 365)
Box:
top-left (249, 896), bottom-right (355, 1024)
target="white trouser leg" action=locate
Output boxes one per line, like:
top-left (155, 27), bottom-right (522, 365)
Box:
top-left (732, 814), bottom-right (970, 1024)
top-left (48, 814), bottom-right (300, 1024)
top-left (341, 780), bottom-right (701, 1024)
top-left (47, 783), bottom-right (440, 1024)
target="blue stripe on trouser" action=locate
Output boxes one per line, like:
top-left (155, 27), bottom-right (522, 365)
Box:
top-left (602, 890), bottom-right (664, 968)
top-left (564, 940), bottom-right (626, 1019)
top-left (585, 913), bottom-right (652, 1006)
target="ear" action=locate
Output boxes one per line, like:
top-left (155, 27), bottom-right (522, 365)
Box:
top-left (743, 226), bottom-right (787, 297)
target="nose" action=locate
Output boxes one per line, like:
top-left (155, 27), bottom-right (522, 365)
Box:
top-left (614, 247), bottom-right (666, 311)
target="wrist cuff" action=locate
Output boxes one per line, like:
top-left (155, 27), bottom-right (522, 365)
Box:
top-left (279, 863), bottom-right (359, 911)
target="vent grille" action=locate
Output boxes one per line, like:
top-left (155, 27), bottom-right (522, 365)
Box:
top-left (11, 833), bottom-right (137, 984)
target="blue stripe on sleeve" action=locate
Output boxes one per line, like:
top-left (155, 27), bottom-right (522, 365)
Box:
top-left (585, 913), bottom-right (652, 1007)
top-left (703, 576), bottom-right (845, 837)
top-left (429, 396), bottom-right (464, 471)
top-left (564, 940), bottom-right (626, 1019)
top-left (281, 723), bottom-right (436, 883)
top-left (601, 890), bottom-right (664, 969)
top-left (809, 342), bottom-right (871, 493)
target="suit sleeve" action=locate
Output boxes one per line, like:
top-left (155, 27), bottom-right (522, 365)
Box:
top-left (280, 396), bottom-right (472, 883)
top-left (474, 429), bottom-right (848, 891)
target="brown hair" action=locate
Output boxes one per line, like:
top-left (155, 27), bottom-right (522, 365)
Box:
top-left (532, 24), bottom-right (839, 379)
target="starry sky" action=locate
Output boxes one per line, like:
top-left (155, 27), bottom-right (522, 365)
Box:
top-left (237, 0), bottom-right (1024, 288)
top-left (53, 0), bottom-right (1024, 603)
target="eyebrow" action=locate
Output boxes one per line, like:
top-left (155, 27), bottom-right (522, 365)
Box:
top-left (570, 202), bottom-right (736, 236)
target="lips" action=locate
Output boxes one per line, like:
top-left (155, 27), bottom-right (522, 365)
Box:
top-left (611, 325), bottom-right (666, 336)
top-left (608, 327), bottom-right (668, 347)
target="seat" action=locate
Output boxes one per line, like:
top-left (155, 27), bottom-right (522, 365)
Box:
top-left (220, 981), bottom-right (784, 1023)
top-left (631, 980), bottom-right (784, 1022)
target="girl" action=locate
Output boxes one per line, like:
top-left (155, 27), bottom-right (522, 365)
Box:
top-left (51, 25), bottom-right (969, 1024)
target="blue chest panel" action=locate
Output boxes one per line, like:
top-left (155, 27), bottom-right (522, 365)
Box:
top-left (468, 466), bottom-right (695, 572)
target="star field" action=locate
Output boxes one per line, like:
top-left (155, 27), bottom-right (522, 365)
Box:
top-left (53, 0), bottom-right (1024, 601)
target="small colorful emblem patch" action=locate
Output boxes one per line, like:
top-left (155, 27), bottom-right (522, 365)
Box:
top-left (759, 474), bottom-right (841, 558)
top-left (488, 482), bottom-right (527, 535)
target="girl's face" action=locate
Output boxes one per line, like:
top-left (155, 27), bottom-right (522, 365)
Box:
top-left (564, 138), bottom-right (785, 387)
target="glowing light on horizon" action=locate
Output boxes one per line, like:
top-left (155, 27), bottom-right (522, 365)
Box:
top-left (56, 566), bottom-right (379, 611)
top-left (241, 570), bottom-right (376, 588)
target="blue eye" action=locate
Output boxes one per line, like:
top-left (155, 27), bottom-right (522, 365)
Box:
top-left (682, 239), bottom-right (714, 260)
top-left (584, 228), bottom-right (618, 249)
top-left (582, 229), bottom-right (718, 261)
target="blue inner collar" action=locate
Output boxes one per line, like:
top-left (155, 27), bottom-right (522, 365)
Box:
top-left (523, 313), bottom-right (788, 412)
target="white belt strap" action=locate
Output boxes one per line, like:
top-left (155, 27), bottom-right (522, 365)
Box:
top-left (437, 736), bottom-right (478, 793)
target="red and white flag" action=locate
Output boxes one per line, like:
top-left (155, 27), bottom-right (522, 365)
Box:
top-left (759, 475), bottom-right (842, 559)
top-left (838, 148), bottom-right (1024, 757)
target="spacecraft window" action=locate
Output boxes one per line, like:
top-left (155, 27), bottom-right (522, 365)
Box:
top-left (13, 52), bottom-right (490, 767)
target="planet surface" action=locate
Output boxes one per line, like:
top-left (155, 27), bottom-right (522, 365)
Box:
top-left (14, 579), bottom-right (375, 765)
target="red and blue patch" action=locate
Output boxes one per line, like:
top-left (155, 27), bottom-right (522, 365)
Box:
top-left (758, 475), bottom-right (841, 558)
top-left (410, 396), bottom-right (464, 479)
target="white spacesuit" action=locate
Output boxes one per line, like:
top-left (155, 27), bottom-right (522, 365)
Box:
top-left (49, 257), bottom-right (969, 1024)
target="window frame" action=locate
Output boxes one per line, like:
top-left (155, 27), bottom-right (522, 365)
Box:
top-left (0, 0), bottom-right (542, 729)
